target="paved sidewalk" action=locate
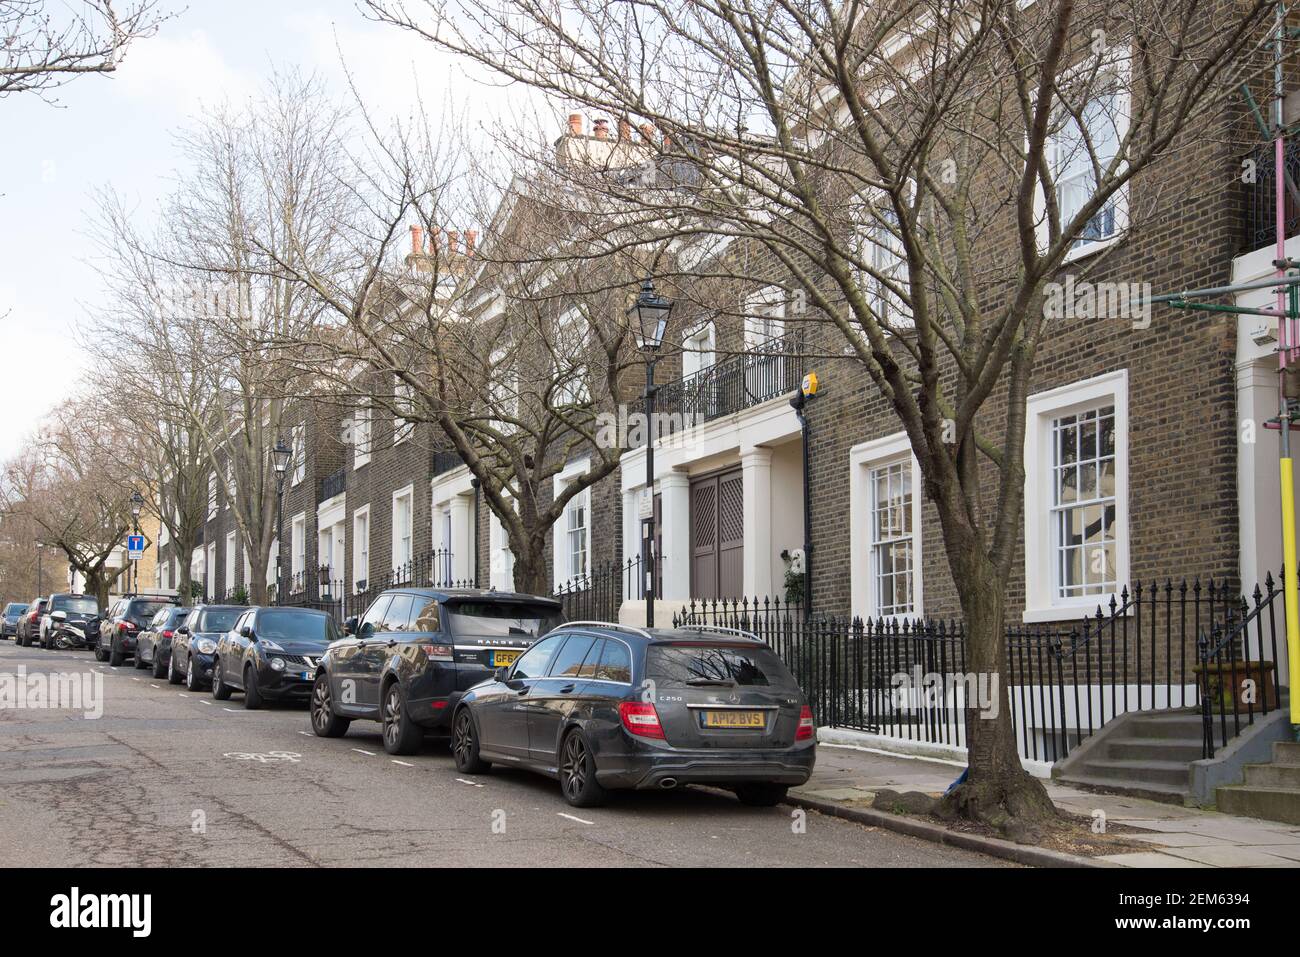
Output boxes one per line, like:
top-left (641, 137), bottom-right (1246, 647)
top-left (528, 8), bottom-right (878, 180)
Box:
top-left (795, 739), bottom-right (1300, 867)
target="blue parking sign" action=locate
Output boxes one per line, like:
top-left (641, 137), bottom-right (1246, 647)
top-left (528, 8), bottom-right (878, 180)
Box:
top-left (127, 534), bottom-right (145, 559)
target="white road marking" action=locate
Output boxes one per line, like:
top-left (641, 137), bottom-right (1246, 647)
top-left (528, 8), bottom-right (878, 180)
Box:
top-left (297, 731), bottom-right (313, 736)
top-left (150, 685), bottom-right (160, 689)
top-left (455, 778), bottom-right (485, 788)
top-left (199, 700), bottom-right (212, 706)
top-left (222, 708), bottom-right (257, 713)
top-left (178, 693), bottom-right (189, 698)
top-left (131, 677), bottom-right (141, 681)
top-left (557, 812), bottom-right (594, 825)
top-left (351, 748), bottom-right (375, 756)
top-left (391, 760), bottom-right (415, 767)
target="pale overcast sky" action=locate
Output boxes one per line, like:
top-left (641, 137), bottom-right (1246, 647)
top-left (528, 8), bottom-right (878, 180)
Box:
top-left (0, 0), bottom-right (530, 460)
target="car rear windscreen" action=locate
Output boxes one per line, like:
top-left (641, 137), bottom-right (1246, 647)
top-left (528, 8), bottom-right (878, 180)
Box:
top-left (52, 596), bottom-right (99, 616)
top-left (257, 609), bottom-right (338, 643)
top-left (647, 644), bottom-right (800, 690)
top-left (196, 608), bottom-right (241, 632)
top-left (445, 602), bottom-right (563, 640)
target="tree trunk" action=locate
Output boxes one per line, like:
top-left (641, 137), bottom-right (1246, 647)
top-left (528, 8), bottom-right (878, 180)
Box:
top-left (936, 558), bottom-right (1059, 840)
top-left (510, 539), bottom-right (551, 597)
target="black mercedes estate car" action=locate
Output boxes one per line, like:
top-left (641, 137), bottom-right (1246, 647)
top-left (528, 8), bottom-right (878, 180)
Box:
top-left (213, 606), bottom-right (340, 708)
top-left (310, 588), bottom-right (563, 755)
top-left (450, 622), bottom-right (816, 808)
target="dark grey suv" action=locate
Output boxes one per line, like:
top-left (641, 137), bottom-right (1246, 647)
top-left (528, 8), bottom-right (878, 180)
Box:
top-left (450, 622), bottom-right (816, 807)
top-left (310, 588), bottom-right (563, 755)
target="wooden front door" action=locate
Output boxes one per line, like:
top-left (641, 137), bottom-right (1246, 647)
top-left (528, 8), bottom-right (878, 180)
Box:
top-left (690, 467), bottom-right (744, 599)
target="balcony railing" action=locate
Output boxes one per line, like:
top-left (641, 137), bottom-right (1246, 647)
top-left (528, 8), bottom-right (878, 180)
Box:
top-left (431, 449), bottom-right (464, 477)
top-left (1245, 132), bottom-right (1300, 251)
top-left (319, 468), bottom-right (345, 502)
top-left (630, 329), bottom-right (807, 446)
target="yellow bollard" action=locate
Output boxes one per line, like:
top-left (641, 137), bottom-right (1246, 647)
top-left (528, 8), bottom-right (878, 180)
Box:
top-left (1282, 458), bottom-right (1300, 724)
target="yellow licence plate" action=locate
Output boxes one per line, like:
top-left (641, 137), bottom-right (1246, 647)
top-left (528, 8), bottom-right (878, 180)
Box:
top-left (701, 710), bottom-right (765, 729)
top-left (492, 650), bottom-right (521, 667)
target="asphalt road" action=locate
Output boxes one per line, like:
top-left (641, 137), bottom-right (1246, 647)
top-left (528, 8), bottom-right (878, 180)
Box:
top-left (0, 639), bottom-right (1007, 868)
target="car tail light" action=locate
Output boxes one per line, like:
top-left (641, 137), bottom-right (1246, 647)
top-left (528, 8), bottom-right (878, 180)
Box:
top-left (162, 630), bottom-right (174, 638)
top-left (619, 701), bottom-right (665, 739)
top-left (420, 643), bottom-right (453, 661)
top-left (431, 700), bottom-right (448, 711)
top-left (796, 705), bottom-right (815, 741)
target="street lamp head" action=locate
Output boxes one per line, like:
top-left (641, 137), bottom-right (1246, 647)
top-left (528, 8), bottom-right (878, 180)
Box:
top-left (130, 490), bottom-right (144, 519)
top-left (272, 439), bottom-right (292, 477)
top-left (629, 276), bottom-right (672, 352)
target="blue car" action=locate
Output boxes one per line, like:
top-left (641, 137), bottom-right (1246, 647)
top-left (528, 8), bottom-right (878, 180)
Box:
top-left (1, 602), bottom-right (29, 640)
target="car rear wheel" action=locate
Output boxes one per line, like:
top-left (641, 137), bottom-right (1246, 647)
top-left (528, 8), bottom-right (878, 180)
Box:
top-left (734, 783), bottom-right (789, 807)
top-left (167, 650), bottom-right (184, 685)
top-left (381, 683), bottom-right (422, 756)
top-left (310, 675), bottom-right (350, 737)
top-left (151, 652), bottom-right (168, 679)
top-left (242, 664), bottom-right (263, 710)
top-left (211, 660), bottom-right (232, 700)
top-left (109, 640), bottom-right (125, 667)
top-left (95, 641), bottom-right (108, 662)
top-left (559, 729), bottom-right (607, 808)
top-left (185, 655), bottom-right (204, 691)
top-left (452, 709), bottom-right (491, 774)
top-left (134, 647), bottom-right (149, 669)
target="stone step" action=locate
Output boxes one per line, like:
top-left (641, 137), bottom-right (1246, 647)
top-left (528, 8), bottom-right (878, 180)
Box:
top-left (1075, 758), bottom-right (1190, 788)
top-left (1244, 762), bottom-right (1300, 789)
top-left (1273, 741), bottom-right (1300, 765)
top-left (1107, 737), bottom-right (1204, 762)
top-left (1055, 772), bottom-right (1188, 805)
top-left (1126, 711), bottom-right (1205, 739)
top-left (1216, 785), bottom-right (1300, 825)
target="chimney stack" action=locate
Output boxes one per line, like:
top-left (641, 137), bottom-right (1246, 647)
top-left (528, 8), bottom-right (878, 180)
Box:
top-left (619, 119), bottom-right (632, 140)
top-left (568, 113), bottom-right (583, 136)
top-left (593, 118), bottom-right (609, 140)
top-left (409, 224), bottom-right (424, 256)
top-left (447, 230), bottom-right (460, 256)
top-left (639, 123), bottom-right (656, 143)
top-left (465, 230), bottom-right (478, 256)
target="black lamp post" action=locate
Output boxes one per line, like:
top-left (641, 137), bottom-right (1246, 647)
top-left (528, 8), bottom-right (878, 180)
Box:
top-left (628, 276), bottom-right (672, 628)
top-left (36, 543), bottom-right (44, 596)
top-left (272, 440), bottom-right (292, 604)
top-left (130, 491), bottom-right (144, 595)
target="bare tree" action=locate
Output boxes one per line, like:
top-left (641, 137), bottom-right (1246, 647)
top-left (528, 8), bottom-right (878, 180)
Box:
top-left (259, 104), bottom-right (644, 594)
top-left (0, 400), bottom-right (135, 606)
top-left (94, 71), bottom-right (345, 603)
top-left (1, 0), bottom-right (166, 100)
top-left (367, 0), bottom-right (1275, 832)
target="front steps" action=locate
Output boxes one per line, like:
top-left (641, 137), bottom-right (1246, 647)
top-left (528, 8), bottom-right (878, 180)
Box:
top-left (1216, 741), bottom-right (1300, 825)
top-left (1054, 710), bottom-right (1203, 804)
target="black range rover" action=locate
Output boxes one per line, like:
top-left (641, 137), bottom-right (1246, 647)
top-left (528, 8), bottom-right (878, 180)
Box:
top-left (310, 589), bottom-right (563, 755)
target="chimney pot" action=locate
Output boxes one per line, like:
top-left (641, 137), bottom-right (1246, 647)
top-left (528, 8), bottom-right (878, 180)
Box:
top-left (593, 118), bottom-right (609, 140)
top-left (619, 119), bottom-right (633, 140)
top-left (448, 230), bottom-right (460, 255)
top-left (465, 230), bottom-right (478, 255)
top-left (409, 224), bottom-right (423, 256)
top-left (639, 123), bottom-right (656, 143)
top-left (568, 113), bottom-right (583, 136)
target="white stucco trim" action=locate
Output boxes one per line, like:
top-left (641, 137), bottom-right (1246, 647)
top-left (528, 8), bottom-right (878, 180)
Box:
top-left (849, 432), bottom-right (924, 622)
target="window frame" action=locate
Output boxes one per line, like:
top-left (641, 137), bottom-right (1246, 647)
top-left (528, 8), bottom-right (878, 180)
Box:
top-left (1023, 369), bottom-right (1130, 622)
top-left (848, 433), bottom-right (924, 622)
top-left (353, 506), bottom-right (370, 593)
top-left (391, 484), bottom-right (414, 576)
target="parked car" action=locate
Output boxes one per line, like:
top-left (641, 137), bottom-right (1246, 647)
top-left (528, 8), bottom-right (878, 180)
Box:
top-left (1, 602), bottom-right (29, 640)
top-left (40, 593), bottom-right (100, 650)
top-left (97, 594), bottom-right (180, 665)
top-left (168, 604), bottom-right (245, 691)
top-left (16, 597), bottom-right (49, 647)
top-left (213, 606), bottom-right (340, 709)
top-left (450, 622), bottom-right (817, 808)
top-left (310, 588), bottom-right (564, 755)
top-left (134, 605), bottom-right (193, 677)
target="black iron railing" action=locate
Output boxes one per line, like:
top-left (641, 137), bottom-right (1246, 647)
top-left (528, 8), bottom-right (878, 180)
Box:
top-left (319, 468), bottom-right (346, 502)
top-left (431, 449), bottom-right (463, 476)
top-left (1199, 574), bottom-right (1284, 758)
top-left (628, 329), bottom-right (807, 445)
top-left (1245, 132), bottom-right (1300, 251)
top-left (553, 557), bottom-right (642, 623)
top-left (676, 577), bottom-right (1281, 763)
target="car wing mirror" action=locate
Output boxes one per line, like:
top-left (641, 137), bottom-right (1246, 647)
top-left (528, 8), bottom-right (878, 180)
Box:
top-left (343, 616), bottom-right (358, 636)
top-left (494, 666), bottom-right (512, 683)
top-left (241, 625), bottom-right (255, 639)
top-left (51, 611), bottom-right (67, 621)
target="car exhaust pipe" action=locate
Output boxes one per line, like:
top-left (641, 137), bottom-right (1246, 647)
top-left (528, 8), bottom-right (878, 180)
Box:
top-left (659, 778), bottom-right (677, 790)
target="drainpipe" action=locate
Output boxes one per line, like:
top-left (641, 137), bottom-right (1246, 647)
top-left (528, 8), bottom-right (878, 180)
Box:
top-left (470, 477), bottom-right (481, 588)
top-left (789, 391), bottom-right (813, 618)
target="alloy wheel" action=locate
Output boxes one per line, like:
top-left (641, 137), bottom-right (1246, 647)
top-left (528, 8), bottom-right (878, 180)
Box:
top-left (561, 734), bottom-right (587, 801)
top-left (312, 680), bottom-right (330, 731)
top-left (453, 712), bottom-right (472, 764)
top-left (383, 688), bottom-right (401, 748)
